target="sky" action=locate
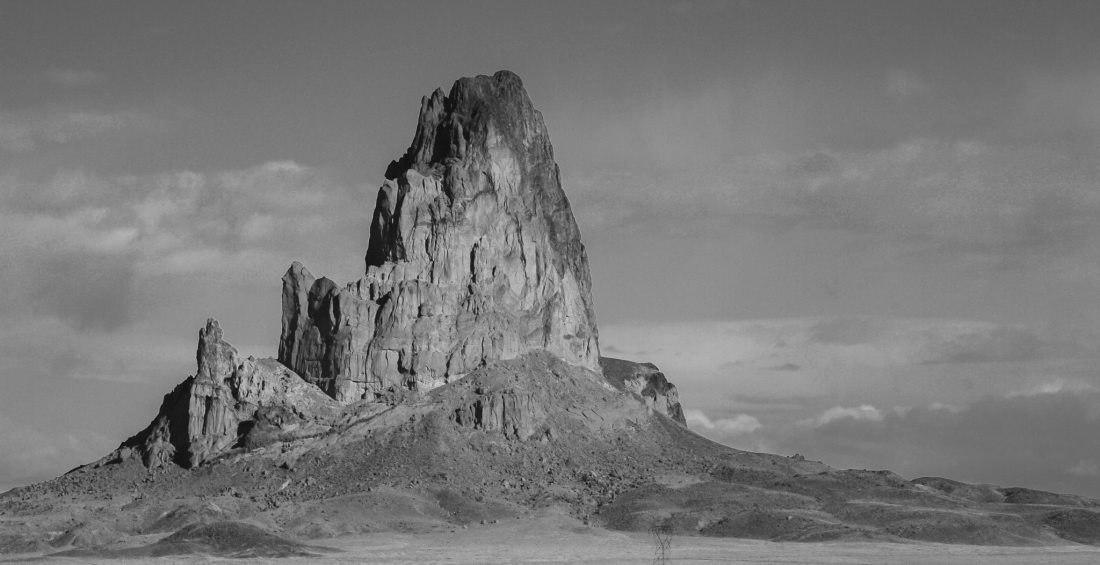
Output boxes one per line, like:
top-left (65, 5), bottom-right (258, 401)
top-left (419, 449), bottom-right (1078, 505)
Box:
top-left (1, 1), bottom-right (1098, 497)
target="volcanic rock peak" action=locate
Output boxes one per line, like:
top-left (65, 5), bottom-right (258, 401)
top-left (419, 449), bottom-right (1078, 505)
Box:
top-left (280, 70), bottom-right (601, 401)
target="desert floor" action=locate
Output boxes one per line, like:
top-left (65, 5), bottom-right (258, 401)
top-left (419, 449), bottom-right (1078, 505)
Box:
top-left (5, 508), bottom-right (1100, 565)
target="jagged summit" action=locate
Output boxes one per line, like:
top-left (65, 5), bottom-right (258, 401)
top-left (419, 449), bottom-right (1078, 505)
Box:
top-left (374, 71), bottom-right (582, 276)
top-left (280, 70), bottom-right (600, 401)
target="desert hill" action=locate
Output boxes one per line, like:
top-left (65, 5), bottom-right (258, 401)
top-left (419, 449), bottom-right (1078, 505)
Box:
top-left (2, 71), bottom-right (1099, 557)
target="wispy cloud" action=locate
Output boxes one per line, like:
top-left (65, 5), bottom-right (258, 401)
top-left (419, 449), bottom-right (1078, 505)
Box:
top-left (0, 160), bottom-right (366, 393)
top-left (805, 404), bottom-right (885, 426)
top-left (886, 68), bottom-right (931, 99)
top-left (42, 68), bottom-right (105, 87)
top-left (0, 110), bottom-right (132, 152)
top-left (1005, 379), bottom-right (1097, 398)
top-left (1, 161), bottom-right (363, 320)
top-left (603, 315), bottom-right (1100, 496)
top-left (1066, 460), bottom-right (1099, 478)
top-left (776, 388), bottom-right (1100, 497)
top-left (0, 408), bottom-right (113, 493)
top-left (1001, 72), bottom-right (1100, 139)
top-left (685, 408), bottom-right (761, 435)
top-left (571, 138), bottom-right (1100, 280)
top-left (604, 317), bottom-right (1091, 390)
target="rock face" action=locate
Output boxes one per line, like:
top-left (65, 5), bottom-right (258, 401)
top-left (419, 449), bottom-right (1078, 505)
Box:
top-left (599, 357), bottom-right (686, 425)
top-left (279, 71), bottom-right (600, 401)
top-left (125, 319), bottom-right (339, 468)
top-left (450, 388), bottom-right (547, 442)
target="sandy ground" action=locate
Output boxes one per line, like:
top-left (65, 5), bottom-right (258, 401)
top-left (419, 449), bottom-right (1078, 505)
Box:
top-left (6, 508), bottom-right (1100, 565)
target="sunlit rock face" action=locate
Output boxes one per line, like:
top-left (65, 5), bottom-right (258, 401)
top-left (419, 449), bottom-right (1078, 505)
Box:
top-left (599, 357), bottom-right (686, 425)
top-left (279, 71), bottom-right (600, 402)
top-left (126, 319), bottom-right (339, 469)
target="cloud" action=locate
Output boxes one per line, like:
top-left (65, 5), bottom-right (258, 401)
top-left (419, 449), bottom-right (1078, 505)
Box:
top-left (781, 141), bottom-right (1100, 258)
top-left (31, 254), bottom-right (137, 331)
top-left (1001, 72), bottom-right (1100, 139)
top-left (0, 110), bottom-right (133, 152)
top-left (42, 68), bottom-right (105, 87)
top-left (0, 198), bottom-right (142, 332)
top-left (0, 315), bottom-right (195, 385)
top-left (41, 112), bottom-right (124, 143)
top-left (603, 317), bottom-right (1091, 403)
top-left (0, 158), bottom-right (394, 490)
top-left (802, 317), bottom-right (1083, 367)
top-left (808, 405), bottom-right (885, 426)
top-left (1066, 460), bottom-right (1099, 477)
top-left (1005, 379), bottom-right (1097, 398)
top-left (685, 409), bottom-right (762, 435)
top-left (721, 396), bottom-right (805, 412)
top-left (0, 408), bottom-right (113, 493)
top-left (773, 388), bottom-right (1100, 497)
top-left (917, 324), bottom-right (1080, 366)
top-left (1, 161), bottom-right (363, 307)
top-left (926, 402), bottom-right (961, 413)
top-left (571, 138), bottom-right (1100, 275)
top-left (886, 68), bottom-right (931, 99)
top-left (0, 157), bottom-right (373, 500)
top-left (604, 315), bottom-right (1100, 498)
top-left (807, 317), bottom-right (885, 346)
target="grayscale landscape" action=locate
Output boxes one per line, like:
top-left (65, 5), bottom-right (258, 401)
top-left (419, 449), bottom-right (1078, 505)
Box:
top-left (2, 2), bottom-right (1099, 563)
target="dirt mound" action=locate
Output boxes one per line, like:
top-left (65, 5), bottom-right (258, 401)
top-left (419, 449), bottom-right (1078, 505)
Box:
top-left (700, 508), bottom-right (862, 542)
top-left (48, 522), bottom-right (123, 549)
top-left (882, 513), bottom-right (1041, 546)
top-left (913, 477), bottom-right (1007, 503)
top-left (52, 521), bottom-right (334, 559)
top-left (142, 500), bottom-right (239, 534)
top-left (1003, 487), bottom-right (1099, 507)
top-left (154, 521), bottom-right (325, 557)
top-left (1041, 509), bottom-right (1100, 544)
top-left (829, 503), bottom-right (1046, 545)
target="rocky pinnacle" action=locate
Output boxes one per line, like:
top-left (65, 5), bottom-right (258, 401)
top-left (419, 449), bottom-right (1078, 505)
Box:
top-left (279, 71), bottom-right (601, 401)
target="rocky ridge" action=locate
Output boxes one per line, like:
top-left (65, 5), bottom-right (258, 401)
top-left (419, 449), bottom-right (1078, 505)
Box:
top-left (600, 357), bottom-right (686, 424)
top-left (114, 316), bottom-right (677, 471)
top-left (119, 319), bottom-right (340, 469)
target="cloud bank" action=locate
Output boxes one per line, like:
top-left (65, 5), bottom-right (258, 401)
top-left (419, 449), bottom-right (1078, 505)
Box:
top-left (603, 317), bottom-right (1100, 497)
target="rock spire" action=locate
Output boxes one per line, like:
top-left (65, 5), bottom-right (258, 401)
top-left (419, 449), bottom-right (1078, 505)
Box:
top-left (279, 71), bottom-right (601, 401)
top-left (124, 319), bottom-right (338, 469)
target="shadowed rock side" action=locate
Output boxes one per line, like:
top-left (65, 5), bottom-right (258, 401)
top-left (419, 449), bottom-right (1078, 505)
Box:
top-left (116, 319), bottom-right (340, 469)
top-left (279, 71), bottom-right (600, 401)
top-left (599, 357), bottom-right (686, 425)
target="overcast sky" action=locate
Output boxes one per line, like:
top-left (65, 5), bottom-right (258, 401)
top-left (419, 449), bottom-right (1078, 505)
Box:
top-left (1, 1), bottom-right (1098, 497)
